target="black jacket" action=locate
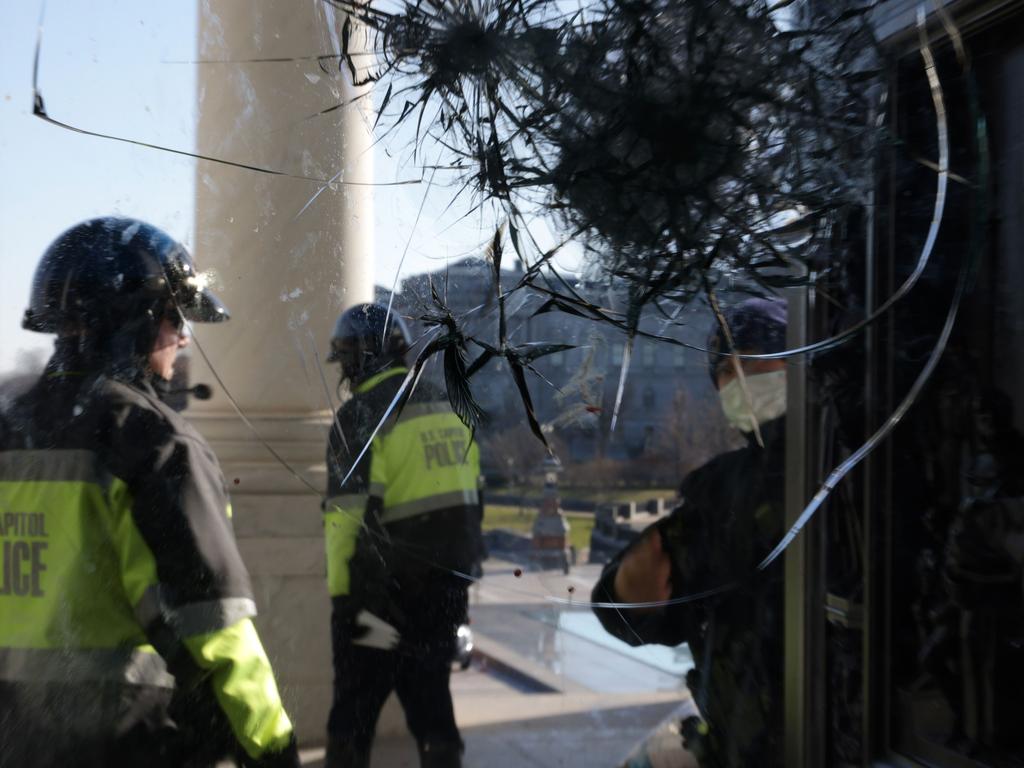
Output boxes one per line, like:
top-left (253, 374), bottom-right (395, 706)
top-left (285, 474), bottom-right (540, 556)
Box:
top-left (325, 369), bottom-right (483, 619)
top-left (0, 362), bottom-right (297, 768)
top-left (592, 418), bottom-right (786, 768)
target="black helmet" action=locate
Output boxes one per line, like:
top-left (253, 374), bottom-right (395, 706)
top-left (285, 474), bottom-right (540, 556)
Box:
top-left (328, 303), bottom-right (410, 384)
top-left (24, 217), bottom-right (228, 334)
top-left (23, 217), bottom-right (229, 375)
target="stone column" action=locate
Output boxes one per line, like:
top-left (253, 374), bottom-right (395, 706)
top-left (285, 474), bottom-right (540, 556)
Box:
top-left (191, 0), bottom-right (373, 744)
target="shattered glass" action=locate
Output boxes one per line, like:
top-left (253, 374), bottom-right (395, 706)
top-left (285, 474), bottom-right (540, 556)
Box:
top-left (2, 0), bottom-right (1023, 766)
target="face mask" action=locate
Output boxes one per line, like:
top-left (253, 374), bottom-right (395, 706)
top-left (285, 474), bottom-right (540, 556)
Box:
top-left (719, 370), bottom-right (787, 433)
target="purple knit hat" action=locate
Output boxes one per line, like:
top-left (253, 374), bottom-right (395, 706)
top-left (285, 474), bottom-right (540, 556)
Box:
top-left (706, 297), bottom-right (788, 386)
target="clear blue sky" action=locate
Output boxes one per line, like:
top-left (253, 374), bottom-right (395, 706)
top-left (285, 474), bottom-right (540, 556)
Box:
top-left (0, 1), bottom-right (205, 373)
top-left (0, 1), bottom-right (580, 374)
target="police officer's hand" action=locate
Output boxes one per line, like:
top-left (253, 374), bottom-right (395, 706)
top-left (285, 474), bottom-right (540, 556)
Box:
top-left (614, 526), bottom-right (672, 609)
top-left (351, 609), bottom-right (401, 650)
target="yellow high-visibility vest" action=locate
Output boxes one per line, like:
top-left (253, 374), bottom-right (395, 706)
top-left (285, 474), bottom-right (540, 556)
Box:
top-left (324, 368), bottom-right (480, 597)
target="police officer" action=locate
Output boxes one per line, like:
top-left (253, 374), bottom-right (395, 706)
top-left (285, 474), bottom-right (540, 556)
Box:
top-left (323, 304), bottom-right (482, 768)
top-left (592, 298), bottom-right (789, 768)
top-left (0, 218), bottom-right (300, 768)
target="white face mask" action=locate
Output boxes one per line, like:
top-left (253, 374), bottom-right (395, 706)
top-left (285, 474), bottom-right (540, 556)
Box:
top-left (719, 370), bottom-right (787, 433)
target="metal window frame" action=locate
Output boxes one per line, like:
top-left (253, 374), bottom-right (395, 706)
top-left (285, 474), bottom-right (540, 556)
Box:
top-left (864, 3), bottom-right (1020, 767)
top-left (770, 2), bottom-right (1024, 765)
top-left (783, 275), bottom-right (828, 768)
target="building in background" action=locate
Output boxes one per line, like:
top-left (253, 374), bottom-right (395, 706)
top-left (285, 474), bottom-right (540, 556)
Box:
top-left (386, 257), bottom-right (731, 486)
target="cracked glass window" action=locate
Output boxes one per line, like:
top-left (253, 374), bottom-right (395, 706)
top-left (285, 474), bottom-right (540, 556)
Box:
top-left (1, 1), bottom-right (1022, 767)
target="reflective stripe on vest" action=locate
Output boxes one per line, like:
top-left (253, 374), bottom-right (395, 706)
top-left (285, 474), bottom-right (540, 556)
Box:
top-left (379, 489), bottom-right (480, 524)
top-left (0, 646), bottom-right (174, 687)
top-left (134, 584), bottom-right (258, 638)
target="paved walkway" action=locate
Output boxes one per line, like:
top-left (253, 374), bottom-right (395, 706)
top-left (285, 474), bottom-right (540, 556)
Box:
top-left (299, 559), bottom-right (690, 767)
top-left (300, 698), bottom-right (682, 767)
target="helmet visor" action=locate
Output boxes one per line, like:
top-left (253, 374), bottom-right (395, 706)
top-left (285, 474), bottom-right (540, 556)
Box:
top-left (165, 246), bottom-right (230, 324)
top-left (179, 286), bottom-right (230, 323)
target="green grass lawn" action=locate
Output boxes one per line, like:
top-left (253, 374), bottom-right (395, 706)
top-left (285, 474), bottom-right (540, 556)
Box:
top-left (483, 504), bottom-right (595, 552)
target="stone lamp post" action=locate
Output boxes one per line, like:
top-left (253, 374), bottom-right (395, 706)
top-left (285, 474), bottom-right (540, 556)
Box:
top-left (530, 455), bottom-right (572, 574)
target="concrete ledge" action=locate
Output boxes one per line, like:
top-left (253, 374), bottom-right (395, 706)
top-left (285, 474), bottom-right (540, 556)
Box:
top-left (453, 689), bottom-right (687, 729)
top-left (471, 631), bottom-right (588, 694)
top-left (188, 411), bottom-right (333, 442)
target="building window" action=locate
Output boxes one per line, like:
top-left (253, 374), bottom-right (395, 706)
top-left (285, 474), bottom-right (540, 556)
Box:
top-left (612, 342), bottom-right (625, 364)
top-left (641, 343), bottom-right (657, 368)
top-left (642, 387), bottom-right (656, 408)
top-left (673, 344), bottom-right (686, 368)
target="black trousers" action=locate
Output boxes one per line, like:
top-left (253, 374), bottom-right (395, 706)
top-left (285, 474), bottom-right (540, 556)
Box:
top-left (326, 574), bottom-right (468, 761)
